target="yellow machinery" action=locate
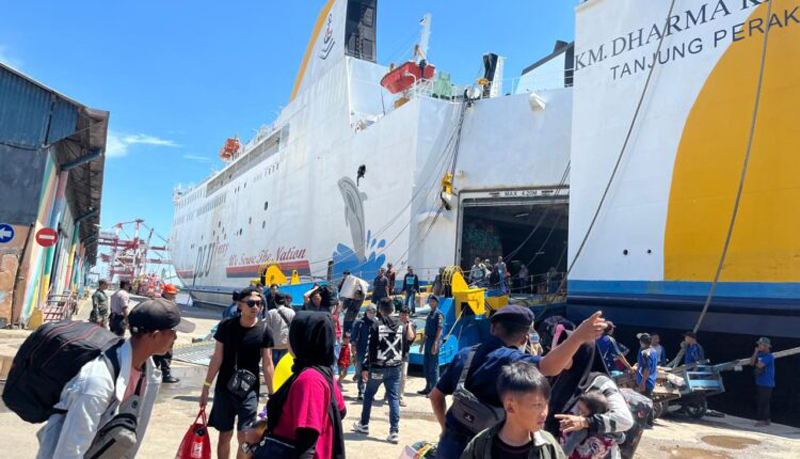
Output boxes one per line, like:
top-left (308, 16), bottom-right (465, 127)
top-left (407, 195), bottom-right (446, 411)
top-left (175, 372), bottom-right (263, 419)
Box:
top-left (447, 268), bottom-right (486, 317)
top-left (258, 263), bottom-right (288, 286)
top-left (446, 266), bottom-right (508, 317)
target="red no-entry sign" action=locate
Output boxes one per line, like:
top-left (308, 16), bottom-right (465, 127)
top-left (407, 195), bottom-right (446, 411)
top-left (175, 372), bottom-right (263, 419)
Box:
top-left (36, 227), bottom-right (58, 247)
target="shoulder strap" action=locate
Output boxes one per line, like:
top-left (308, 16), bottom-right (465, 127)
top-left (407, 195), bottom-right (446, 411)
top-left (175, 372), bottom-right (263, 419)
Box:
top-left (103, 341), bottom-right (123, 383)
top-left (457, 346), bottom-right (480, 387)
top-left (276, 307), bottom-right (291, 327)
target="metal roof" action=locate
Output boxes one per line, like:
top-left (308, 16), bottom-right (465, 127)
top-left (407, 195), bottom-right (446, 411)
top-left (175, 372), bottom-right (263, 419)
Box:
top-left (0, 63), bottom-right (108, 265)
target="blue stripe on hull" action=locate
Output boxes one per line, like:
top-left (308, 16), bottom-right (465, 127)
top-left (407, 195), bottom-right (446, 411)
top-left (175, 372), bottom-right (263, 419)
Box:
top-left (567, 302), bottom-right (800, 339)
top-left (567, 280), bottom-right (800, 339)
top-left (569, 280), bottom-right (800, 299)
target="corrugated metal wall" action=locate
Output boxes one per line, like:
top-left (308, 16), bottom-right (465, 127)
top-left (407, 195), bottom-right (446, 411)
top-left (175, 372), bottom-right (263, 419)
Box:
top-left (0, 66), bottom-right (78, 151)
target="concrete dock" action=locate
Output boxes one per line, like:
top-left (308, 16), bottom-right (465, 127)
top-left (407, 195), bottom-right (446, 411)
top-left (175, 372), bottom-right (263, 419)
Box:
top-left (1, 298), bottom-right (798, 458)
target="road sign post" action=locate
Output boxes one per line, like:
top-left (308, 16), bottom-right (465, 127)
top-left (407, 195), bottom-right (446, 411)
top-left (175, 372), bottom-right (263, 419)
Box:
top-left (35, 227), bottom-right (58, 247)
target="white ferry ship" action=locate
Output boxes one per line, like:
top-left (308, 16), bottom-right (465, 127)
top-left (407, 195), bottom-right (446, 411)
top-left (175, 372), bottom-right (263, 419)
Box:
top-left (170, 0), bottom-right (572, 307)
top-left (170, 0), bottom-right (799, 345)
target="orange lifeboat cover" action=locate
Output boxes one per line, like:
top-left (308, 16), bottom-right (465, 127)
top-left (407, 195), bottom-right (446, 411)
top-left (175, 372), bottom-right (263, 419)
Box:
top-left (380, 61), bottom-right (436, 94)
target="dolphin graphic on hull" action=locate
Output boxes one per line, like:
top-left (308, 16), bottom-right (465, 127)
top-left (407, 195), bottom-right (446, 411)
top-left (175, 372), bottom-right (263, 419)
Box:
top-left (337, 177), bottom-right (368, 262)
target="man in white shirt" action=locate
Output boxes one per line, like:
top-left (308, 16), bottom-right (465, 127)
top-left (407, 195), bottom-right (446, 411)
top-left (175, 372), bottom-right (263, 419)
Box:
top-left (265, 293), bottom-right (296, 366)
top-left (109, 280), bottom-right (132, 336)
top-left (36, 298), bottom-right (196, 459)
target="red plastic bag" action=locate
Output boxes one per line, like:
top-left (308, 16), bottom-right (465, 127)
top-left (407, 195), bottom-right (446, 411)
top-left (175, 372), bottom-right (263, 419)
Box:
top-left (175, 408), bottom-right (212, 459)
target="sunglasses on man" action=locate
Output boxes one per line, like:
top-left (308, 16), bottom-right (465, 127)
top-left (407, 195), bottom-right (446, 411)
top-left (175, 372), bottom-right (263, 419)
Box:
top-left (244, 299), bottom-right (263, 308)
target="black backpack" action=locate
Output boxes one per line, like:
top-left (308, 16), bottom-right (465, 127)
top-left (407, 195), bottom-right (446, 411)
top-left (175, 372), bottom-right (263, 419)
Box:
top-left (2, 320), bottom-right (123, 423)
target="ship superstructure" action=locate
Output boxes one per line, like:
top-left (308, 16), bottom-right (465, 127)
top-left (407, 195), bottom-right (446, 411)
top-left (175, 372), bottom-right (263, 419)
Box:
top-left (170, 0), bottom-right (573, 307)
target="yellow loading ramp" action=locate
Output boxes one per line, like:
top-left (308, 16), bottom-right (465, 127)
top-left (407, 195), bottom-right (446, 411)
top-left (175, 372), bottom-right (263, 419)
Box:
top-left (258, 264), bottom-right (289, 286)
top-left (449, 269), bottom-right (509, 317)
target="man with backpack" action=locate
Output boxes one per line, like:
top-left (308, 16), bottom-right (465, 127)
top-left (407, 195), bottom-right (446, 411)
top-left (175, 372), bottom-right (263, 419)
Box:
top-left (265, 292), bottom-right (295, 366)
top-left (429, 306), bottom-right (609, 459)
top-left (20, 297), bottom-right (197, 458)
top-left (352, 297), bottom-right (404, 444)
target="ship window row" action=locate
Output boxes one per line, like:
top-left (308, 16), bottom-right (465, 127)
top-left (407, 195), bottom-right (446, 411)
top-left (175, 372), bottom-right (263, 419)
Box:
top-left (195, 193), bottom-right (227, 218)
top-left (177, 188), bottom-right (206, 210)
top-left (205, 126), bottom-right (287, 196)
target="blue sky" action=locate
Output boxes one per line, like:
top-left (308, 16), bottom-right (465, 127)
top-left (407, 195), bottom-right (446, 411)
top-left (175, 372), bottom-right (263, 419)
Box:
top-left (1, 1), bottom-right (576, 275)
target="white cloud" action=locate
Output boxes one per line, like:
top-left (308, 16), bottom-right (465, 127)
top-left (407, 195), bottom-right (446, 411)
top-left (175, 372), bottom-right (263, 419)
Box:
top-left (0, 45), bottom-right (23, 70)
top-left (183, 154), bottom-right (212, 162)
top-left (106, 131), bottom-right (180, 158)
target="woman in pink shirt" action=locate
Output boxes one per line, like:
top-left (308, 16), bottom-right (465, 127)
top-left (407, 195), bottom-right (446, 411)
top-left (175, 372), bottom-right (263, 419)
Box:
top-left (260, 311), bottom-right (346, 459)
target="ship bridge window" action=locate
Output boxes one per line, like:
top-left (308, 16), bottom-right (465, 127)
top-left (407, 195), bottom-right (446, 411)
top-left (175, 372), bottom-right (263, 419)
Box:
top-left (262, 221), bottom-right (266, 229)
top-left (264, 201), bottom-right (268, 211)
top-left (458, 193), bottom-right (569, 296)
top-left (249, 217), bottom-right (252, 224)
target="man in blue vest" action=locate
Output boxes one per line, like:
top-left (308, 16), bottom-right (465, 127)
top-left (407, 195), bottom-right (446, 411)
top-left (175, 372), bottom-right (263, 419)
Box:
top-left (418, 295), bottom-right (444, 396)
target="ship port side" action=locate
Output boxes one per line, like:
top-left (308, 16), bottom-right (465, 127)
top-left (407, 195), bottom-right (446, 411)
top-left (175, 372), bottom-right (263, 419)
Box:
top-left (456, 188), bottom-right (568, 296)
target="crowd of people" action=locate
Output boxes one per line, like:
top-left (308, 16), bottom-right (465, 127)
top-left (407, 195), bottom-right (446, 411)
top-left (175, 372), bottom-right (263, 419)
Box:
top-left (34, 270), bottom-right (777, 458)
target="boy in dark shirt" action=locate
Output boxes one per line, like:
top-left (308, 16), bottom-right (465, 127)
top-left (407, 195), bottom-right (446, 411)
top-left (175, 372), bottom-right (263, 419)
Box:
top-left (461, 361), bottom-right (564, 459)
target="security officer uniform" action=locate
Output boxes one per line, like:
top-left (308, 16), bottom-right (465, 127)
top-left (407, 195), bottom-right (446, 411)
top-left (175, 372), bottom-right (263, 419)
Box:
top-left (434, 305), bottom-right (542, 459)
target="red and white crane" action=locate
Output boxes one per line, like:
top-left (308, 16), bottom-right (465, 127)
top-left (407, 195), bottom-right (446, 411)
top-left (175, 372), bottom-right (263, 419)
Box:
top-left (97, 219), bottom-right (170, 281)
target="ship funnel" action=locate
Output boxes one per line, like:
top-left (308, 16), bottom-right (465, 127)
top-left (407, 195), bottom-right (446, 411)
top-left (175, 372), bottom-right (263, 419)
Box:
top-left (290, 0), bottom-right (378, 102)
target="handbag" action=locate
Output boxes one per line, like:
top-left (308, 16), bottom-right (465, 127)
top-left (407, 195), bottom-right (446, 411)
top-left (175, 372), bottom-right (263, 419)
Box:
top-left (449, 346), bottom-right (505, 435)
top-left (227, 327), bottom-right (258, 398)
top-left (84, 370), bottom-right (145, 459)
top-left (253, 369), bottom-right (341, 458)
top-left (176, 408), bottom-right (212, 459)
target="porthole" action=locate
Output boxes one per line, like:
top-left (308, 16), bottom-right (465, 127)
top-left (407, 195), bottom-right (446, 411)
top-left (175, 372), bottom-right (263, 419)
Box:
top-left (623, 249), bottom-right (629, 256)
top-left (262, 221), bottom-right (266, 229)
top-left (264, 201), bottom-right (268, 211)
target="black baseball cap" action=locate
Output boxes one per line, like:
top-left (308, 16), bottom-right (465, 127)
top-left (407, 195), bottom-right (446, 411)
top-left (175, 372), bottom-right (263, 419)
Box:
top-left (683, 331), bottom-right (697, 339)
top-left (274, 292), bottom-right (287, 305)
top-left (128, 298), bottom-right (196, 333)
top-left (637, 333), bottom-right (652, 344)
top-left (491, 305), bottom-right (535, 328)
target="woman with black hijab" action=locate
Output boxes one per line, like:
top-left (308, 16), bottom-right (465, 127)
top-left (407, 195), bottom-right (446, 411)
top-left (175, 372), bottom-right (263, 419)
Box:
top-left (547, 338), bottom-right (633, 459)
top-left (257, 311), bottom-right (346, 459)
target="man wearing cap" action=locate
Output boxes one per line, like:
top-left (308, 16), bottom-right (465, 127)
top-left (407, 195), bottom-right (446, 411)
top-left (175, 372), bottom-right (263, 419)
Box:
top-left (682, 331), bottom-right (705, 365)
top-left (635, 333), bottom-right (658, 398)
top-left (418, 295), bottom-right (444, 396)
top-left (750, 337), bottom-right (775, 426)
top-left (36, 298), bottom-right (195, 458)
top-left (265, 292), bottom-right (295, 366)
top-left (153, 284), bottom-right (181, 383)
top-left (430, 306), bottom-right (608, 459)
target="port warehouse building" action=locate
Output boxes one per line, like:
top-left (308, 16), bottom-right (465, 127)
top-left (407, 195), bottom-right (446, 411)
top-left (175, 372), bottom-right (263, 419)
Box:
top-left (0, 63), bottom-right (108, 327)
